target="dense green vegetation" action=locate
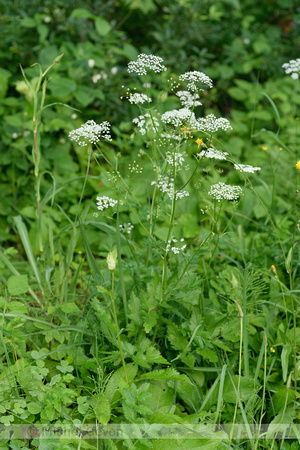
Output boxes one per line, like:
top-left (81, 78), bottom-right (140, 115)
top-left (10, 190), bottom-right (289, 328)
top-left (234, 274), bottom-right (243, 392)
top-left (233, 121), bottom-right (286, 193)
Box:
top-left (0, 1), bottom-right (300, 448)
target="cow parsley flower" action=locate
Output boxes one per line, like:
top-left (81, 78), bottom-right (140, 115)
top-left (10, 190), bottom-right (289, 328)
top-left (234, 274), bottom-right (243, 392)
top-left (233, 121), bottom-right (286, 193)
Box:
top-left (179, 71), bottom-right (213, 91)
top-left (128, 54), bottom-right (167, 75)
top-left (69, 120), bottom-right (112, 146)
top-left (96, 196), bottom-right (118, 211)
top-left (176, 91), bottom-right (202, 108)
top-left (198, 148), bottom-right (228, 160)
top-left (151, 175), bottom-right (189, 200)
top-left (282, 59), bottom-right (300, 80)
top-left (166, 151), bottom-right (185, 167)
top-left (128, 93), bottom-right (152, 104)
top-left (196, 114), bottom-right (232, 133)
top-left (161, 108), bottom-right (197, 128)
top-left (120, 223), bottom-right (134, 234)
top-left (234, 163), bottom-right (261, 173)
top-left (132, 113), bottom-right (159, 135)
top-left (208, 182), bottom-right (242, 202)
top-left (166, 237), bottom-right (186, 254)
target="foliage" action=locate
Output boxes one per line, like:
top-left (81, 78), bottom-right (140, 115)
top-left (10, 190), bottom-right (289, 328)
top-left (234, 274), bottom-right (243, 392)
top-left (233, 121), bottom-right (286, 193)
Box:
top-left (0, 1), bottom-right (300, 449)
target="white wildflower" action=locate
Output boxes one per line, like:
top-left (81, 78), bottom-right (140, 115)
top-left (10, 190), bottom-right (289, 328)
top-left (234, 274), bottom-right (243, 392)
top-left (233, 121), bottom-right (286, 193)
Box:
top-left (88, 59), bottom-right (95, 68)
top-left (92, 74), bottom-right (101, 83)
top-left (179, 71), bottom-right (213, 91)
top-left (161, 132), bottom-right (182, 141)
top-left (161, 108), bottom-right (197, 128)
top-left (71, 113), bottom-right (77, 119)
top-left (196, 114), bottom-right (232, 133)
top-left (111, 67), bottom-right (118, 75)
top-left (132, 113), bottom-right (159, 135)
top-left (208, 182), bottom-right (242, 202)
top-left (166, 151), bottom-right (185, 167)
top-left (96, 196), bottom-right (117, 211)
top-left (151, 175), bottom-right (189, 200)
top-left (128, 93), bottom-right (152, 104)
top-left (119, 223), bottom-right (134, 234)
top-left (282, 59), bottom-right (300, 79)
top-left (176, 90), bottom-right (202, 108)
top-left (44, 16), bottom-right (51, 23)
top-left (12, 132), bottom-right (18, 139)
top-left (234, 163), bottom-right (261, 173)
top-left (198, 148), bottom-right (228, 160)
top-left (69, 120), bottom-right (112, 146)
top-left (128, 54), bottom-right (167, 76)
top-left (166, 237), bottom-right (186, 254)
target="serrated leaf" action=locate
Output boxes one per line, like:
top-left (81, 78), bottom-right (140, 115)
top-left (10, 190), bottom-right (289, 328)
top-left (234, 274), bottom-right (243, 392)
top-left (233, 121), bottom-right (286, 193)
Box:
top-left (138, 368), bottom-right (192, 384)
top-left (145, 347), bottom-right (170, 365)
top-left (7, 275), bottom-right (28, 295)
top-left (90, 393), bottom-right (111, 424)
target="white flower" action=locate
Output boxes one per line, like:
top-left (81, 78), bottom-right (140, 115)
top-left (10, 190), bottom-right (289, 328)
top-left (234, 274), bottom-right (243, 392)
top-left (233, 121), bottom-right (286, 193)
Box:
top-left (198, 148), bottom-right (228, 160)
top-left (208, 182), bottom-right (242, 202)
top-left (161, 132), bottom-right (182, 141)
top-left (119, 223), bottom-right (134, 234)
top-left (128, 93), bottom-right (152, 104)
top-left (111, 67), bottom-right (118, 75)
top-left (132, 113), bottom-right (159, 135)
top-left (88, 59), bottom-right (95, 68)
top-left (234, 163), bottom-right (261, 173)
top-left (128, 54), bottom-right (167, 75)
top-left (161, 108), bottom-right (197, 128)
top-left (12, 132), bottom-right (18, 139)
top-left (151, 175), bottom-right (189, 200)
top-left (69, 120), bottom-right (112, 146)
top-left (166, 151), bottom-right (185, 167)
top-left (44, 16), bottom-right (51, 23)
top-left (96, 196), bottom-right (117, 211)
top-left (71, 113), bottom-right (77, 119)
top-left (166, 237), bottom-right (186, 254)
top-left (92, 74), bottom-right (101, 83)
top-left (179, 71), bottom-right (213, 91)
top-left (282, 59), bottom-right (300, 79)
top-left (196, 114), bottom-right (232, 133)
top-left (176, 90), bottom-right (202, 108)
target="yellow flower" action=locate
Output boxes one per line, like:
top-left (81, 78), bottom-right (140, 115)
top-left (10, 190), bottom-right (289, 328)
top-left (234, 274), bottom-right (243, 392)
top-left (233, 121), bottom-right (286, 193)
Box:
top-left (271, 264), bottom-right (276, 274)
top-left (195, 138), bottom-right (203, 148)
top-left (270, 347), bottom-right (275, 353)
top-left (296, 160), bottom-right (300, 170)
top-left (279, 147), bottom-right (283, 151)
top-left (262, 146), bottom-right (268, 151)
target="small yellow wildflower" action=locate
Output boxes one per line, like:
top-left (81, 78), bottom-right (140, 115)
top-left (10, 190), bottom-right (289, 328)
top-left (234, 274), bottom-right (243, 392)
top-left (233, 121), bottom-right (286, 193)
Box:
top-left (279, 147), bottom-right (283, 151)
top-left (296, 160), bottom-right (300, 170)
top-left (270, 347), bottom-right (275, 353)
top-left (195, 138), bottom-right (203, 148)
top-left (262, 146), bottom-right (268, 151)
top-left (271, 264), bottom-right (276, 275)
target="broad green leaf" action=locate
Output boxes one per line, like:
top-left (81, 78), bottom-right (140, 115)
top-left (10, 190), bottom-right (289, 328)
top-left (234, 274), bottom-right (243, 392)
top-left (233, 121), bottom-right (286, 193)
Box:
top-left (138, 368), bottom-right (192, 384)
top-left (95, 17), bottom-right (111, 36)
top-left (70, 8), bottom-right (95, 19)
top-left (27, 402), bottom-right (42, 414)
top-left (7, 275), bottom-right (28, 295)
top-left (48, 76), bottom-right (77, 98)
top-left (90, 393), bottom-right (111, 424)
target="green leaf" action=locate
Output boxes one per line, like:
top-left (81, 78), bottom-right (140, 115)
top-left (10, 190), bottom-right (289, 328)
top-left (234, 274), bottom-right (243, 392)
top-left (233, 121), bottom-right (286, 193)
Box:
top-left (60, 302), bottom-right (78, 314)
top-left (27, 402), bottom-right (42, 414)
top-left (48, 76), bottom-right (77, 98)
top-left (7, 275), bottom-right (28, 295)
top-left (138, 368), bottom-right (192, 384)
top-left (281, 343), bottom-right (292, 382)
top-left (228, 87), bottom-right (247, 101)
top-left (223, 375), bottom-right (258, 403)
top-left (95, 18), bottom-right (111, 36)
top-left (70, 8), bottom-right (95, 19)
top-left (90, 393), bottom-right (111, 424)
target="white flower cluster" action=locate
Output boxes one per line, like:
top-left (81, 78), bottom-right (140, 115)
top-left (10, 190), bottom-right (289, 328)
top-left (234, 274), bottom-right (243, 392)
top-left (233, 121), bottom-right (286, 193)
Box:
top-left (166, 237), bottom-right (186, 254)
top-left (119, 223), bottom-right (134, 234)
top-left (151, 175), bottom-right (189, 200)
top-left (161, 108), bottom-right (196, 128)
top-left (128, 54), bottom-right (167, 76)
top-left (196, 114), bottom-right (232, 133)
top-left (69, 120), bottom-right (112, 146)
top-left (176, 91), bottom-right (202, 108)
top-left (198, 148), bottom-right (228, 160)
top-left (179, 71), bottom-right (213, 91)
top-left (282, 59), bottom-right (300, 80)
top-left (161, 132), bottom-right (182, 141)
top-left (208, 182), bottom-right (242, 202)
top-left (128, 93), bottom-right (152, 104)
top-left (96, 196), bottom-right (118, 211)
top-left (166, 151), bottom-right (185, 167)
top-left (133, 113), bottom-right (159, 135)
top-left (234, 163), bottom-right (261, 173)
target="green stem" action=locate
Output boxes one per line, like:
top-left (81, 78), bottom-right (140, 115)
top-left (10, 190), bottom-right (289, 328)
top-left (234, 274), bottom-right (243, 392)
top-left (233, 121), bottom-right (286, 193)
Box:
top-left (111, 271), bottom-right (129, 383)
